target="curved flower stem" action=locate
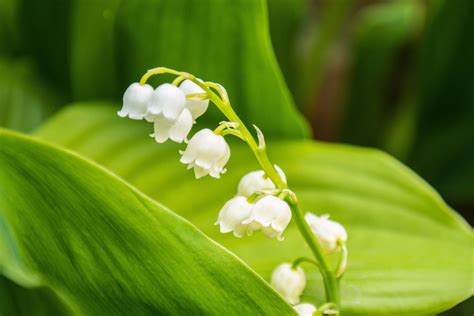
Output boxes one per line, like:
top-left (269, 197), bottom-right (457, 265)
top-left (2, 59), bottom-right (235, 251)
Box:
top-left (289, 202), bottom-right (340, 306)
top-left (140, 68), bottom-right (341, 308)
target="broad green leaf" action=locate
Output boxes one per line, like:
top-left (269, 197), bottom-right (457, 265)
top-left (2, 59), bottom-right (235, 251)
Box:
top-left (408, 0), bottom-right (474, 204)
top-left (36, 104), bottom-right (473, 315)
top-left (0, 58), bottom-right (61, 132)
top-left (0, 275), bottom-right (70, 316)
top-left (340, 1), bottom-right (423, 147)
top-left (0, 129), bottom-right (295, 315)
top-left (20, 0), bottom-right (309, 138)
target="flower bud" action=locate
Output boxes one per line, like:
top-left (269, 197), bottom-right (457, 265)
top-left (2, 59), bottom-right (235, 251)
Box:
top-left (270, 263), bottom-right (306, 304)
top-left (180, 129), bottom-right (231, 179)
top-left (237, 165), bottom-right (286, 197)
top-left (146, 83), bottom-right (186, 121)
top-left (243, 195), bottom-right (291, 240)
top-left (150, 109), bottom-right (193, 143)
top-left (179, 79), bottom-right (209, 120)
top-left (215, 196), bottom-right (253, 237)
top-left (294, 303), bottom-right (317, 316)
top-left (118, 82), bottom-right (154, 120)
top-left (305, 212), bottom-right (347, 253)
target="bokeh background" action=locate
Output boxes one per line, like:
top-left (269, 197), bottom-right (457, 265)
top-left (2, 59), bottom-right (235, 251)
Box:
top-left (0, 0), bottom-right (472, 314)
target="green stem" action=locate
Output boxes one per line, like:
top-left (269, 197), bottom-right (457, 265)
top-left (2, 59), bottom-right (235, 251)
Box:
top-left (289, 202), bottom-right (340, 306)
top-left (139, 68), bottom-right (341, 308)
top-left (189, 75), bottom-right (341, 307)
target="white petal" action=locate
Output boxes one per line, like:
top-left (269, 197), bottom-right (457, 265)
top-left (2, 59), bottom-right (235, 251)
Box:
top-left (193, 165), bottom-right (210, 179)
top-left (179, 79), bottom-right (209, 119)
top-left (237, 170), bottom-right (275, 197)
top-left (169, 109), bottom-right (193, 143)
top-left (294, 303), bottom-right (317, 316)
top-left (271, 263), bottom-right (306, 305)
top-left (216, 197), bottom-right (253, 235)
top-left (147, 83), bottom-right (186, 120)
top-left (151, 114), bottom-right (174, 143)
top-left (119, 83), bottom-right (154, 120)
top-left (305, 212), bottom-right (347, 253)
top-left (252, 196), bottom-right (291, 229)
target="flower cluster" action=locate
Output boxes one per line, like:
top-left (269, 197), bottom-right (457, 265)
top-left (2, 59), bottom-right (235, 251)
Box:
top-left (215, 167), bottom-right (291, 240)
top-left (269, 213), bottom-right (347, 315)
top-left (118, 68), bottom-right (349, 314)
top-left (118, 80), bottom-right (230, 179)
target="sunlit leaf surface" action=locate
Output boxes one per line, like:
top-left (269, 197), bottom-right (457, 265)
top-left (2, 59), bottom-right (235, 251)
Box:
top-left (0, 129), bottom-right (295, 315)
top-left (35, 104), bottom-right (473, 315)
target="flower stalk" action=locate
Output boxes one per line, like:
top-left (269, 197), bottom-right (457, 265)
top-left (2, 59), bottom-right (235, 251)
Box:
top-left (132, 67), bottom-right (346, 313)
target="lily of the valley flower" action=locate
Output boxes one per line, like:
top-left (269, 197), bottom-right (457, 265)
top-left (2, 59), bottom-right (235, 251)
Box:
top-left (150, 109), bottom-right (193, 143)
top-left (242, 195), bottom-right (291, 240)
top-left (271, 263), bottom-right (306, 305)
top-left (179, 79), bottom-right (209, 119)
top-left (180, 128), bottom-right (230, 179)
top-left (237, 166), bottom-right (287, 197)
top-left (215, 196), bottom-right (253, 237)
top-left (305, 212), bottom-right (347, 253)
top-left (293, 303), bottom-right (317, 316)
top-left (146, 83), bottom-right (186, 122)
top-left (118, 82), bottom-right (154, 120)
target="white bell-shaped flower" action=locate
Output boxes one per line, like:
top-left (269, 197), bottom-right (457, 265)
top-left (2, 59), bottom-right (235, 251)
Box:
top-left (179, 79), bottom-right (209, 120)
top-left (242, 195), bottom-right (291, 240)
top-left (237, 166), bottom-right (287, 197)
top-left (270, 263), bottom-right (306, 305)
top-left (146, 83), bottom-right (186, 122)
top-left (305, 212), bottom-right (347, 253)
top-left (294, 303), bottom-right (317, 316)
top-left (180, 128), bottom-right (231, 179)
top-left (215, 196), bottom-right (253, 237)
top-left (118, 82), bottom-right (154, 120)
top-left (150, 109), bottom-right (193, 143)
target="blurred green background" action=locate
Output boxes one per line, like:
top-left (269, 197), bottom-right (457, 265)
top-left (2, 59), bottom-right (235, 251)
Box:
top-left (0, 0), bottom-right (472, 314)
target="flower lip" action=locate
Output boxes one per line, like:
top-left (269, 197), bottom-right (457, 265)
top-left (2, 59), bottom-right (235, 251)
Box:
top-left (271, 263), bottom-right (306, 305)
top-left (293, 303), bottom-right (317, 316)
top-left (242, 195), bottom-right (291, 240)
top-left (179, 79), bottom-right (209, 119)
top-left (305, 212), bottom-right (347, 253)
top-left (150, 108), bottom-right (193, 144)
top-left (215, 196), bottom-right (254, 238)
top-left (237, 165), bottom-right (286, 197)
top-left (147, 83), bottom-right (186, 121)
top-left (180, 128), bottom-right (231, 179)
top-left (118, 82), bottom-right (154, 120)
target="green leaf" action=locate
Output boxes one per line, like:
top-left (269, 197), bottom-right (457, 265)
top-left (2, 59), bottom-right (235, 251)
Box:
top-left (21, 0), bottom-right (309, 138)
top-left (36, 104), bottom-right (473, 315)
top-left (0, 58), bottom-right (61, 132)
top-left (0, 275), bottom-right (70, 316)
top-left (0, 129), bottom-right (295, 315)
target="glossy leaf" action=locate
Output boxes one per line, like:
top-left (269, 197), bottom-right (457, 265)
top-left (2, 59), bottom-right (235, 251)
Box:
top-left (36, 104), bottom-right (473, 315)
top-left (19, 0), bottom-right (309, 138)
top-left (0, 129), bottom-right (295, 315)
